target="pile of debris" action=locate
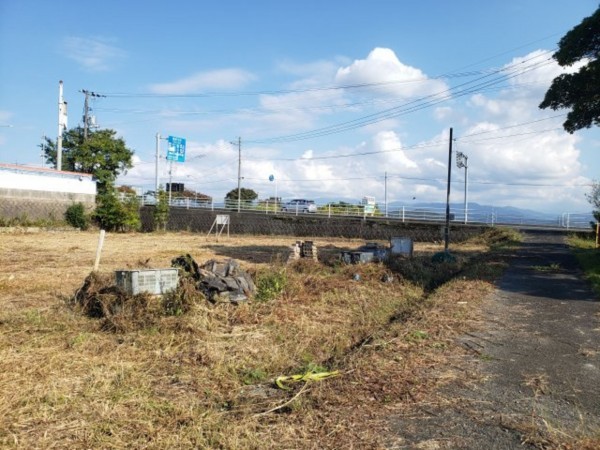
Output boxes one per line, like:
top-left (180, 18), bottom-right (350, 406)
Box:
top-left (341, 237), bottom-right (414, 264)
top-left (72, 271), bottom-right (161, 332)
top-left (341, 242), bottom-right (389, 264)
top-left (288, 240), bottom-right (318, 263)
top-left (172, 254), bottom-right (256, 304)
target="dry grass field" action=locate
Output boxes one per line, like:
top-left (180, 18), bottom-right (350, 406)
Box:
top-left (0, 229), bottom-right (506, 449)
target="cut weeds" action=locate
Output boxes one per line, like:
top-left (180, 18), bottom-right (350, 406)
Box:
top-left (0, 229), bottom-right (523, 448)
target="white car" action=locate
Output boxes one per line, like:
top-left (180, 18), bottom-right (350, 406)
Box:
top-left (282, 199), bottom-right (317, 213)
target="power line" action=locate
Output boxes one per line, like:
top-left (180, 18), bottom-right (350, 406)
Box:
top-left (246, 53), bottom-right (554, 144)
top-left (94, 67), bottom-right (506, 99)
top-left (92, 78), bottom-right (557, 121)
top-left (129, 114), bottom-right (568, 173)
top-left (241, 173), bottom-right (591, 188)
top-left (458, 127), bottom-right (564, 144)
top-left (455, 114), bottom-right (566, 140)
top-left (94, 46), bottom-right (557, 101)
top-left (248, 140), bottom-right (445, 162)
top-left (75, 50), bottom-right (558, 147)
top-left (245, 121), bottom-right (566, 164)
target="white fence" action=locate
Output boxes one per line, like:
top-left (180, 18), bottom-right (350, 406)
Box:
top-left (138, 195), bottom-right (594, 230)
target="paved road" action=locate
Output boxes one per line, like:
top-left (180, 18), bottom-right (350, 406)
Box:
top-left (389, 231), bottom-right (600, 449)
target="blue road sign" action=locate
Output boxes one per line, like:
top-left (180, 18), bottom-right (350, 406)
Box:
top-left (167, 136), bottom-right (186, 162)
top-left (269, 174), bottom-right (275, 182)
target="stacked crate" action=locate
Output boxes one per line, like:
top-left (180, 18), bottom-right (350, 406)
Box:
top-left (287, 240), bottom-right (318, 262)
top-left (301, 241), bottom-right (318, 261)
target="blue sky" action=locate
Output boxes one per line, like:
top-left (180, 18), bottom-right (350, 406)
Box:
top-left (1, 0), bottom-right (598, 213)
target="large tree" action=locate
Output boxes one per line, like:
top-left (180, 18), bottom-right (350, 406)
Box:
top-left (224, 187), bottom-right (258, 209)
top-left (43, 127), bottom-right (134, 192)
top-left (225, 187), bottom-right (258, 202)
top-left (586, 181), bottom-right (600, 227)
top-left (539, 7), bottom-right (600, 133)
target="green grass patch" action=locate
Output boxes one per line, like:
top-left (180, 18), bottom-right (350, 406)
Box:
top-left (568, 234), bottom-right (600, 295)
top-left (407, 330), bottom-right (429, 341)
top-left (254, 267), bottom-right (287, 301)
top-left (468, 227), bottom-right (523, 249)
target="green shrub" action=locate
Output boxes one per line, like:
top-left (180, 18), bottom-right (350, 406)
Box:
top-left (94, 189), bottom-right (140, 232)
top-left (64, 203), bottom-right (89, 230)
top-left (153, 188), bottom-right (170, 231)
top-left (255, 268), bottom-right (287, 301)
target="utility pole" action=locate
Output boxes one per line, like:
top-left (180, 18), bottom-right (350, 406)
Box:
top-left (464, 162), bottom-right (469, 224)
top-left (456, 151), bottom-right (469, 224)
top-left (155, 133), bottom-right (161, 194)
top-left (168, 159), bottom-right (174, 204)
top-left (80, 89), bottom-right (105, 140)
top-left (231, 137), bottom-right (242, 212)
top-left (384, 171), bottom-right (388, 218)
top-left (83, 90), bottom-right (89, 140)
top-left (57, 80), bottom-right (67, 171)
top-left (444, 128), bottom-right (453, 252)
top-left (39, 135), bottom-right (47, 167)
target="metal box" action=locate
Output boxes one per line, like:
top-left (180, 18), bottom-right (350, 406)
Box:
top-left (115, 268), bottom-right (179, 295)
top-left (390, 237), bottom-right (413, 257)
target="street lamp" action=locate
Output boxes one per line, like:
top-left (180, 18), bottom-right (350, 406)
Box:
top-left (456, 151), bottom-right (469, 224)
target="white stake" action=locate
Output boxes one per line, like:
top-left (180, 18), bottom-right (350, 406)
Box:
top-left (93, 229), bottom-right (106, 271)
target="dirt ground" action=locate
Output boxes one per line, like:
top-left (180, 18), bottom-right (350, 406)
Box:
top-left (0, 230), bottom-right (394, 299)
top-left (1, 229), bottom-right (597, 448)
top-left (387, 231), bottom-right (600, 449)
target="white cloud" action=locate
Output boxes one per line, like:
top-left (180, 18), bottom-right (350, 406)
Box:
top-left (149, 69), bottom-right (257, 94)
top-left (248, 88), bottom-right (348, 135)
top-left (242, 48), bottom-right (452, 139)
top-left (372, 131), bottom-right (418, 170)
top-left (118, 48), bottom-right (594, 214)
top-left (62, 36), bottom-right (126, 71)
top-left (454, 119), bottom-right (588, 212)
top-left (457, 50), bottom-right (587, 208)
top-left (434, 106), bottom-right (453, 121)
top-left (505, 49), bottom-right (586, 90)
top-left (301, 149), bottom-right (314, 159)
top-left (277, 59), bottom-right (341, 81)
top-left (0, 110), bottom-right (13, 123)
top-left (335, 48), bottom-right (449, 99)
top-left (467, 50), bottom-right (589, 123)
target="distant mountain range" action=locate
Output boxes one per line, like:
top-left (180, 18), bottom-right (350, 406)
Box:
top-left (393, 202), bottom-right (560, 219)
top-left (311, 198), bottom-right (593, 228)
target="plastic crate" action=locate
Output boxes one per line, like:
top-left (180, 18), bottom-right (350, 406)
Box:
top-left (340, 251), bottom-right (375, 264)
top-left (115, 268), bottom-right (179, 295)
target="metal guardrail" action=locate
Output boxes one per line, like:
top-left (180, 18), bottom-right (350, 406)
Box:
top-left (138, 196), bottom-right (594, 231)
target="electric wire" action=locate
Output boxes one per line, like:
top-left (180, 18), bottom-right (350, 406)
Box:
top-left (246, 53), bottom-right (555, 143)
top-left (95, 67), bottom-right (506, 99)
top-left (245, 119), bottom-right (567, 163)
